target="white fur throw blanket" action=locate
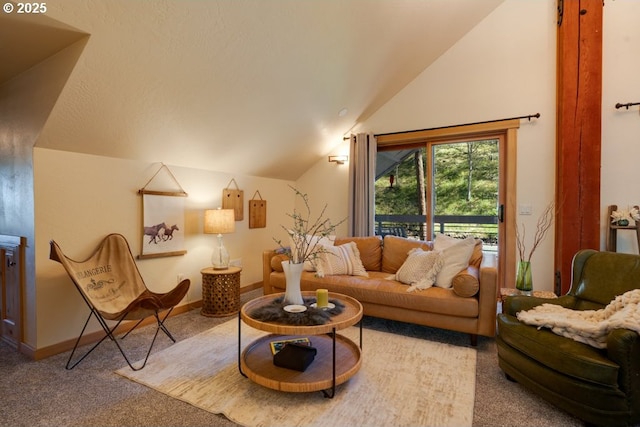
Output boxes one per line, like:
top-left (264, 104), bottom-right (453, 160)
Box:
top-left (516, 289), bottom-right (640, 348)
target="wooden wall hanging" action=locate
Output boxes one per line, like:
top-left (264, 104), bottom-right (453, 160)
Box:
top-left (223, 178), bottom-right (244, 221)
top-left (138, 163), bottom-right (188, 259)
top-left (249, 190), bottom-right (267, 229)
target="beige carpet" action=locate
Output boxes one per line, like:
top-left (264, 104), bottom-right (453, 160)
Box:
top-left (116, 318), bottom-right (477, 427)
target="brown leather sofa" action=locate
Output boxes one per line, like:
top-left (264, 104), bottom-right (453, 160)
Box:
top-left (263, 235), bottom-right (498, 345)
top-left (497, 249), bottom-right (640, 427)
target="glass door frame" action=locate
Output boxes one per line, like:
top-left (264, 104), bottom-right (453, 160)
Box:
top-left (376, 119), bottom-right (520, 289)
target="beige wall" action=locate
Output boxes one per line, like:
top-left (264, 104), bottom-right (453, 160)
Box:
top-left (0, 39), bottom-right (87, 348)
top-left (364, 0), bottom-right (557, 290)
top-left (34, 148), bottom-right (295, 348)
top-left (300, 0), bottom-right (558, 291)
top-left (295, 143), bottom-right (351, 238)
top-left (11, 0), bottom-right (640, 353)
top-left (301, 0), bottom-right (640, 291)
top-left (601, 0), bottom-right (640, 253)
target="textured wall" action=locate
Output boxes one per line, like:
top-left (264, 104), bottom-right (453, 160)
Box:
top-left (0, 39), bottom-right (86, 348)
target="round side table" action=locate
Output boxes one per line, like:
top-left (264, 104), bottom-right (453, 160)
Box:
top-left (201, 266), bottom-right (242, 317)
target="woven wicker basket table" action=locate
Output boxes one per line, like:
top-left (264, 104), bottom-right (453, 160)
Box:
top-left (200, 267), bottom-right (241, 317)
top-left (238, 291), bottom-right (363, 398)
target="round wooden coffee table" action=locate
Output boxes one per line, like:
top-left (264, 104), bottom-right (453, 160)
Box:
top-left (238, 291), bottom-right (363, 398)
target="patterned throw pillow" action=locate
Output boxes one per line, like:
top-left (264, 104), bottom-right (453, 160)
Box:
top-left (395, 248), bottom-right (445, 292)
top-left (315, 242), bottom-right (368, 278)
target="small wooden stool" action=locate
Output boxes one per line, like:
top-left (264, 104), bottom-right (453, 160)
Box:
top-left (200, 267), bottom-right (242, 317)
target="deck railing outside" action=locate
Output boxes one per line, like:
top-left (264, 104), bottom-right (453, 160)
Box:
top-left (375, 214), bottom-right (498, 247)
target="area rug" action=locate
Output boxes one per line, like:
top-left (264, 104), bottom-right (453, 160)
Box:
top-left (116, 319), bottom-right (476, 427)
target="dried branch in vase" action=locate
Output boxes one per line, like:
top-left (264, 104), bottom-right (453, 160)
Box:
top-left (515, 202), bottom-right (555, 264)
top-left (274, 186), bottom-right (346, 264)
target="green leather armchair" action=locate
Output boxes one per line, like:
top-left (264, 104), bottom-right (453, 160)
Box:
top-left (497, 249), bottom-right (640, 427)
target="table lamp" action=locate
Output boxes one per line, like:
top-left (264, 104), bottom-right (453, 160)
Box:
top-left (204, 208), bottom-right (235, 269)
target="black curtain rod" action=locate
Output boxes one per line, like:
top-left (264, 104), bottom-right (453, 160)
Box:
top-left (615, 102), bottom-right (640, 110)
top-left (373, 113), bottom-right (540, 138)
top-left (343, 113), bottom-right (540, 140)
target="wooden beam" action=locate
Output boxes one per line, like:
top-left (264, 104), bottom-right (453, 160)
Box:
top-left (555, 0), bottom-right (603, 295)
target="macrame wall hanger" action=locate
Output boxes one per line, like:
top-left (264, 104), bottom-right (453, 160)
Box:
top-left (248, 190), bottom-right (267, 229)
top-left (225, 178), bottom-right (240, 190)
top-left (222, 178), bottom-right (244, 220)
top-left (138, 163), bottom-right (188, 197)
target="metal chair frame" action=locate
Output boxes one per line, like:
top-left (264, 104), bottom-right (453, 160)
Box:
top-left (65, 292), bottom-right (177, 371)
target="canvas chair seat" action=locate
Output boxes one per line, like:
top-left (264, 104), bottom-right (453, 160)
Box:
top-left (50, 233), bottom-right (190, 370)
top-left (99, 288), bottom-right (186, 321)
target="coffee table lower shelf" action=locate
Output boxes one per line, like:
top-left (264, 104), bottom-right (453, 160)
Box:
top-left (240, 333), bottom-right (361, 393)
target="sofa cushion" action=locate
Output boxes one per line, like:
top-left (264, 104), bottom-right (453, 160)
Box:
top-left (395, 248), bottom-right (444, 292)
top-left (381, 235), bottom-right (432, 274)
top-left (269, 271), bottom-right (479, 318)
top-left (270, 253), bottom-right (290, 272)
top-left (433, 235), bottom-right (477, 288)
top-left (452, 266), bottom-right (480, 297)
top-left (468, 239), bottom-right (483, 269)
top-left (316, 241), bottom-right (368, 277)
top-left (334, 236), bottom-right (382, 271)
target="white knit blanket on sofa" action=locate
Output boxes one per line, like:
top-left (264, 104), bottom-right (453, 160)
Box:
top-left (516, 289), bottom-right (640, 348)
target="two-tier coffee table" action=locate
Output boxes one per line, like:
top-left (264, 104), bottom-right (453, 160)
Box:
top-left (238, 291), bottom-right (363, 398)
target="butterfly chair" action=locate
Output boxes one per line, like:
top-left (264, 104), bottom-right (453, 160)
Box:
top-left (50, 233), bottom-right (190, 371)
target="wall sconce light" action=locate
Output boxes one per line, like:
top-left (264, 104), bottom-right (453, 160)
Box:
top-left (328, 155), bottom-right (348, 165)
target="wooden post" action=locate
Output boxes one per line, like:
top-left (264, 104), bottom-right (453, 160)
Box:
top-left (555, 0), bottom-right (603, 295)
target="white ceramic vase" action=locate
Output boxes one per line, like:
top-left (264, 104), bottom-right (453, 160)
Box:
top-left (282, 260), bottom-right (305, 305)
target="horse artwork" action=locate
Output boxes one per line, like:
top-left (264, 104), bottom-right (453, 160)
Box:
top-left (139, 193), bottom-right (186, 258)
top-left (163, 225), bottom-right (179, 240)
top-left (144, 222), bottom-right (167, 244)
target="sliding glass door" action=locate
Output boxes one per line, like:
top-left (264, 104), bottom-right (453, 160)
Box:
top-left (375, 120), bottom-right (518, 288)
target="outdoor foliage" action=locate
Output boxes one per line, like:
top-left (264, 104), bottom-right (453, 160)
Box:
top-left (375, 140), bottom-right (499, 242)
top-left (376, 140), bottom-right (499, 216)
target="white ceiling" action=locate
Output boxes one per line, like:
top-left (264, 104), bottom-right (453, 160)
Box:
top-left (3, 0), bottom-right (504, 180)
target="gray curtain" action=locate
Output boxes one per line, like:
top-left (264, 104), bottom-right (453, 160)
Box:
top-left (348, 133), bottom-right (376, 236)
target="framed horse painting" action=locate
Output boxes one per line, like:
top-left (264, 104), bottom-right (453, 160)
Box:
top-left (138, 191), bottom-right (187, 259)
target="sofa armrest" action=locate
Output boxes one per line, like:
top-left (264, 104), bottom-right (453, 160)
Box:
top-left (477, 264), bottom-right (498, 336)
top-left (263, 249), bottom-right (276, 294)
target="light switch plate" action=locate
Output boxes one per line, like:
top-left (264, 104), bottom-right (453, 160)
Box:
top-left (519, 204), bottom-right (533, 215)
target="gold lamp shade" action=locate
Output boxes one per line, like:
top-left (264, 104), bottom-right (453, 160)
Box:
top-left (204, 208), bottom-right (235, 234)
top-left (204, 208), bottom-right (235, 269)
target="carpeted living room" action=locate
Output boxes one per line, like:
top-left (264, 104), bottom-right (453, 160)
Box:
top-left (2, 1), bottom-right (640, 427)
top-left (1, 288), bottom-right (584, 427)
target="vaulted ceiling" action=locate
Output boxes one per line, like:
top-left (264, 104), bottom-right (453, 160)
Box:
top-left (1, 0), bottom-right (504, 180)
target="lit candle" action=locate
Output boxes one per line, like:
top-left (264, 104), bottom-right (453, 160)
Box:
top-left (316, 289), bottom-right (329, 308)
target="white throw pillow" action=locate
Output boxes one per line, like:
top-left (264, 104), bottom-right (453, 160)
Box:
top-left (316, 242), bottom-right (368, 278)
top-left (433, 233), bottom-right (462, 251)
top-left (288, 233), bottom-right (336, 271)
top-left (433, 235), bottom-right (476, 288)
top-left (395, 248), bottom-right (445, 292)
